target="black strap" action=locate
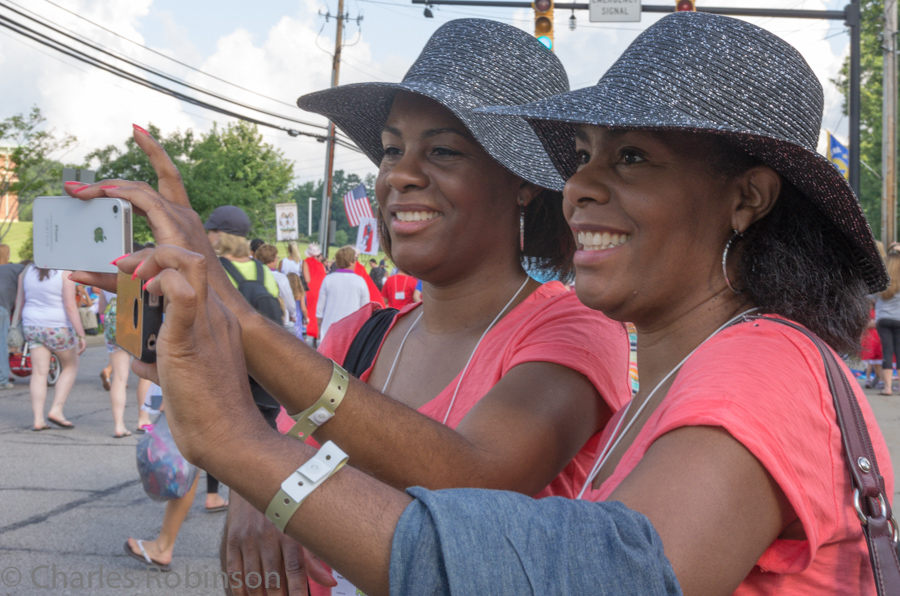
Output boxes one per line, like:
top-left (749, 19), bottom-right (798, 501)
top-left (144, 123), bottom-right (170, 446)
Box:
top-left (745, 315), bottom-right (900, 595)
top-left (219, 257), bottom-right (246, 283)
top-left (343, 307), bottom-right (398, 378)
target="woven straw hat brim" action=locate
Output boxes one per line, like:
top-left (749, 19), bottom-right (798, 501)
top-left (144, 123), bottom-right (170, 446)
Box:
top-left (476, 10), bottom-right (887, 293)
top-left (297, 81), bottom-right (566, 191)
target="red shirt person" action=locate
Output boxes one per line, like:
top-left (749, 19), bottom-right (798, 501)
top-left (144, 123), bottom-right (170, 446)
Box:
top-left (302, 244), bottom-right (327, 341)
top-left (381, 272), bottom-right (418, 309)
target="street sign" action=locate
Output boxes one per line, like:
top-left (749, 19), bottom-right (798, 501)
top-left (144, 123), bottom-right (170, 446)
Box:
top-left (589, 0), bottom-right (640, 22)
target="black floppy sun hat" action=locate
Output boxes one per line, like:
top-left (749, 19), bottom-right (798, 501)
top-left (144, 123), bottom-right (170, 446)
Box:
top-left (478, 11), bottom-right (888, 292)
top-left (296, 18), bottom-right (570, 191)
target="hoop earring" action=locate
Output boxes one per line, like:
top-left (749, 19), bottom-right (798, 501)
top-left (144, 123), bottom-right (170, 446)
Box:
top-left (722, 230), bottom-right (742, 294)
top-left (519, 197), bottom-right (525, 252)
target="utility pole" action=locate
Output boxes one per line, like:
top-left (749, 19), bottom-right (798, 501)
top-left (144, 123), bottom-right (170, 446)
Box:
top-left (317, 0), bottom-right (346, 253)
top-left (884, 0), bottom-right (898, 243)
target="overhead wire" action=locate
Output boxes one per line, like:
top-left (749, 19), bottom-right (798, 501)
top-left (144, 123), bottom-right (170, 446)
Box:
top-left (32, 0), bottom-right (300, 109)
top-left (0, 9), bottom-right (362, 153)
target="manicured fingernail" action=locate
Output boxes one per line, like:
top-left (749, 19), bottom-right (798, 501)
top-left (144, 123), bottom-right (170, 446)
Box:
top-left (68, 273), bottom-right (81, 283)
top-left (110, 254), bottom-right (129, 266)
top-left (131, 260), bottom-right (146, 280)
top-left (133, 124), bottom-right (150, 136)
top-left (64, 181), bottom-right (86, 186)
top-left (142, 276), bottom-right (155, 291)
top-left (100, 185), bottom-right (119, 189)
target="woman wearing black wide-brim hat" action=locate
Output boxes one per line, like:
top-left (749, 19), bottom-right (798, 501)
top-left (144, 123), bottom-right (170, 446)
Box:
top-left (68, 11), bottom-right (894, 596)
top-left (66, 18), bottom-right (632, 595)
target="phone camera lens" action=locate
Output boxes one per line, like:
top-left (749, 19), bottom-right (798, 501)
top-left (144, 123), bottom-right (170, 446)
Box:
top-left (113, 205), bottom-right (119, 214)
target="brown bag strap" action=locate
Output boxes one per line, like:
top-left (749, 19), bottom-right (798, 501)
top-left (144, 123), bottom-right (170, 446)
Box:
top-left (748, 315), bottom-right (900, 595)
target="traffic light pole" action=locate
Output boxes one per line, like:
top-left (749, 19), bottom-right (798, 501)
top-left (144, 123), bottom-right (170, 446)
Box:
top-left (411, 0), bottom-right (862, 198)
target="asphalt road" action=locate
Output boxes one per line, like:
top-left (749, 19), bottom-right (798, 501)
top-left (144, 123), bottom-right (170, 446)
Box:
top-left (1, 341), bottom-right (899, 595)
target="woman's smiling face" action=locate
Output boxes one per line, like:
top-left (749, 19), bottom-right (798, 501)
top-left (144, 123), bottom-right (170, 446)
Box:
top-left (375, 92), bottom-right (525, 283)
top-left (564, 126), bottom-right (739, 326)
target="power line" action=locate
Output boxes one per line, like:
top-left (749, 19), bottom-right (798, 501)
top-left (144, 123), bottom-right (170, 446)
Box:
top-left (31, 0), bottom-right (299, 109)
top-left (0, 2), bottom-right (330, 133)
top-left (0, 13), bottom-right (362, 152)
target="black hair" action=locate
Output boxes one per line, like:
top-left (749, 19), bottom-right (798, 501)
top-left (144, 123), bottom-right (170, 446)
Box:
top-left (705, 134), bottom-right (869, 354)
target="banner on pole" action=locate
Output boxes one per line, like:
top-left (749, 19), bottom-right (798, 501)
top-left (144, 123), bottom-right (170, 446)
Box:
top-left (275, 203), bottom-right (299, 241)
top-left (355, 217), bottom-right (380, 255)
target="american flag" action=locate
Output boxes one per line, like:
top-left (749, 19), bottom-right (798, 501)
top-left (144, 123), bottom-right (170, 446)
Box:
top-left (342, 183), bottom-right (374, 227)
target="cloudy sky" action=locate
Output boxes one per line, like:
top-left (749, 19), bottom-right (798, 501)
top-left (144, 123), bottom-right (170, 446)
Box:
top-left (0, 0), bottom-right (853, 185)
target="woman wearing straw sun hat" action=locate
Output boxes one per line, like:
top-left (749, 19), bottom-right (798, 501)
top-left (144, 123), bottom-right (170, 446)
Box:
top-left (81, 11), bottom-right (899, 595)
top-left (67, 18), bottom-right (631, 595)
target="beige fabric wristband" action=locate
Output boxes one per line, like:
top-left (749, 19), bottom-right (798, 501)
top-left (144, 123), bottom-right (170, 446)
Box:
top-left (286, 361), bottom-right (349, 442)
top-left (264, 440), bottom-right (349, 532)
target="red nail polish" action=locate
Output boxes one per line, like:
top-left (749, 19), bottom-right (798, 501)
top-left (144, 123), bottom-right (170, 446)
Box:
top-left (132, 260), bottom-right (145, 280)
top-left (64, 181), bottom-right (85, 186)
top-left (100, 185), bottom-right (119, 190)
top-left (133, 124), bottom-right (150, 136)
top-left (110, 254), bottom-right (130, 266)
top-left (142, 277), bottom-right (155, 291)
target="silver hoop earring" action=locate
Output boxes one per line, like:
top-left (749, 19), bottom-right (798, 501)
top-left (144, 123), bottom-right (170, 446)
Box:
top-left (722, 230), bottom-right (742, 294)
top-left (519, 197), bottom-right (525, 252)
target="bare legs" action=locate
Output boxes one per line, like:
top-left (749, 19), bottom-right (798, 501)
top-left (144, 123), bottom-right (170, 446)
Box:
top-left (136, 377), bottom-right (153, 429)
top-left (30, 345), bottom-right (79, 428)
top-left (109, 348), bottom-right (131, 436)
top-left (126, 475), bottom-right (200, 566)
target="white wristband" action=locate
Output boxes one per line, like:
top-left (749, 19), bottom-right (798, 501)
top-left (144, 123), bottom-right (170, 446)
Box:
top-left (264, 441), bottom-right (348, 532)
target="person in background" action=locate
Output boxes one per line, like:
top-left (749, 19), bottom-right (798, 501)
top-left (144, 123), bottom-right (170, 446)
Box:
top-left (368, 258), bottom-right (386, 290)
top-left (278, 241), bottom-right (303, 278)
top-left (381, 269), bottom-right (417, 310)
top-left (287, 272), bottom-right (307, 340)
top-left (13, 266), bottom-right (85, 430)
top-left (0, 260), bottom-right (25, 389)
top-left (302, 243), bottom-right (327, 346)
top-left (256, 243), bottom-right (297, 331)
top-left (249, 238), bottom-right (264, 255)
top-left (412, 279), bottom-right (423, 303)
top-left (875, 242), bottom-right (900, 395)
top-left (316, 245), bottom-right (370, 343)
top-left (353, 253), bottom-right (384, 306)
top-left (98, 288), bottom-right (134, 438)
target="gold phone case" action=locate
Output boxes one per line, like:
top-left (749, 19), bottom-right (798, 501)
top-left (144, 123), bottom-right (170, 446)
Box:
top-left (115, 272), bottom-right (163, 363)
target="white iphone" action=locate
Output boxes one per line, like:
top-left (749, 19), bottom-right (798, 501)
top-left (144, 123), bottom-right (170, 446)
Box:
top-left (33, 196), bottom-right (132, 273)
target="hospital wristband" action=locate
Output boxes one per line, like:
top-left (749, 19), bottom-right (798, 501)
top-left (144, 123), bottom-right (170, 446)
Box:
top-left (264, 440), bottom-right (348, 532)
top-left (285, 361), bottom-right (349, 442)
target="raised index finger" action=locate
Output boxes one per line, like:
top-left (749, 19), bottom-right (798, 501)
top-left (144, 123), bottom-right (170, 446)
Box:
top-left (131, 124), bottom-right (191, 208)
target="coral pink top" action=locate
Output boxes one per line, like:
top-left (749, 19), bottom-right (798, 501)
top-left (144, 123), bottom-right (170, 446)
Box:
top-left (583, 317), bottom-right (894, 595)
top-left (277, 282), bottom-right (633, 596)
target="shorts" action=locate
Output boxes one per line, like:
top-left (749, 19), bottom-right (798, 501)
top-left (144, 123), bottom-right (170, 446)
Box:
top-left (25, 325), bottom-right (77, 352)
top-left (861, 327), bottom-right (882, 362)
top-left (103, 298), bottom-right (118, 353)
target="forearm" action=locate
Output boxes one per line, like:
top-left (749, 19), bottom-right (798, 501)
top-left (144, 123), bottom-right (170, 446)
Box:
top-left (202, 421), bottom-right (407, 596)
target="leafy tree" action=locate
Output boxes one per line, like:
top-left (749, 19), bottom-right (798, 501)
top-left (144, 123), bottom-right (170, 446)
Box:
top-left (834, 0), bottom-right (898, 233)
top-left (89, 121), bottom-right (295, 242)
top-left (0, 107), bottom-right (79, 235)
top-left (187, 121), bottom-right (294, 239)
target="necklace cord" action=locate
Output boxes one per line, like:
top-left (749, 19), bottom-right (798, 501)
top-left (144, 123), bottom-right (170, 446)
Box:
top-left (576, 307), bottom-right (760, 499)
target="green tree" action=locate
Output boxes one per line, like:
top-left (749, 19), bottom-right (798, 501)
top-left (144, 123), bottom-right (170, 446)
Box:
top-left (834, 0), bottom-right (899, 233)
top-left (0, 107), bottom-right (79, 234)
top-left (188, 121), bottom-right (295, 239)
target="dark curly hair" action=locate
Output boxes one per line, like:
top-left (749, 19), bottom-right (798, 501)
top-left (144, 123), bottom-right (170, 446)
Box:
top-left (377, 187), bottom-right (575, 283)
top-left (706, 134), bottom-right (869, 354)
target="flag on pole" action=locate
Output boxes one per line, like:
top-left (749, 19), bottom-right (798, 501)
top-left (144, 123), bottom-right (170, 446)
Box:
top-left (342, 183), bottom-right (374, 227)
top-left (826, 131), bottom-right (850, 180)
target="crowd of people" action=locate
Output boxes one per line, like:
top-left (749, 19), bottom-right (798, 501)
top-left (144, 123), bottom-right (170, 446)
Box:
top-left (9, 10), bottom-right (897, 596)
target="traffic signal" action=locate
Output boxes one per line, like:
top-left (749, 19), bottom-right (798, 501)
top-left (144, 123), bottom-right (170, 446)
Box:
top-left (534, 0), bottom-right (554, 51)
top-left (676, 0), bottom-right (696, 10)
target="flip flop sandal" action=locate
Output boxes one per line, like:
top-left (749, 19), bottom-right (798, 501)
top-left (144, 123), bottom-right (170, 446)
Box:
top-left (113, 431), bottom-right (133, 439)
top-left (100, 370), bottom-right (111, 391)
top-left (47, 416), bottom-right (74, 430)
top-left (123, 540), bottom-right (171, 572)
top-left (29, 425), bottom-right (51, 431)
top-left (204, 502), bottom-right (229, 513)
